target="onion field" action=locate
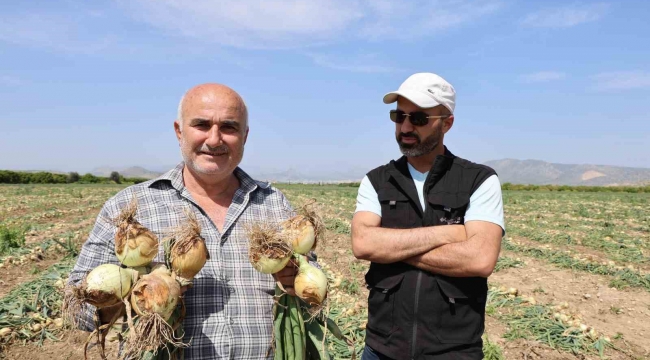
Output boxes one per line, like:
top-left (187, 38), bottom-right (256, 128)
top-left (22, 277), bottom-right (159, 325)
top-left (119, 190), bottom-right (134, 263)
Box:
top-left (0, 184), bottom-right (648, 359)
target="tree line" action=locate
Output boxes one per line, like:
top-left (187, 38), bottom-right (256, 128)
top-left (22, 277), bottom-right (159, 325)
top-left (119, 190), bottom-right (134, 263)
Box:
top-left (0, 170), bottom-right (148, 184)
top-left (500, 182), bottom-right (650, 193)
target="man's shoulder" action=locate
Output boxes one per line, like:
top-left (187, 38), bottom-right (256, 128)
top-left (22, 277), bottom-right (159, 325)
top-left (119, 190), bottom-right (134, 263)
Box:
top-left (101, 179), bottom-right (171, 213)
top-left (366, 157), bottom-right (404, 178)
top-left (241, 173), bottom-right (289, 202)
top-left (451, 156), bottom-right (497, 177)
top-left (255, 181), bottom-right (288, 199)
top-left (449, 156), bottom-right (498, 194)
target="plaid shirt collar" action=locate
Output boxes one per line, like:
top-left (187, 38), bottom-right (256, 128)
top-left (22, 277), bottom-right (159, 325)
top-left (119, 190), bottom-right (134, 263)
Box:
top-left (151, 162), bottom-right (269, 197)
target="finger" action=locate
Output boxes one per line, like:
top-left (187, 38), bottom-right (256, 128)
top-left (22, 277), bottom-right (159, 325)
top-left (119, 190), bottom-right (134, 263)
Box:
top-left (276, 275), bottom-right (296, 285)
top-left (284, 287), bottom-right (296, 296)
top-left (277, 266), bottom-right (297, 278)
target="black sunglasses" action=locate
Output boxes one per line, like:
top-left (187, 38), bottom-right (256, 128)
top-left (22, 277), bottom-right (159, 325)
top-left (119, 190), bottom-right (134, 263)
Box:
top-left (389, 109), bottom-right (450, 126)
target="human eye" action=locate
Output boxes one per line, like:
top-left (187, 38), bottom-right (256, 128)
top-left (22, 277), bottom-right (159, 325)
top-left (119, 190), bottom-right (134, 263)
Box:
top-left (220, 120), bottom-right (240, 133)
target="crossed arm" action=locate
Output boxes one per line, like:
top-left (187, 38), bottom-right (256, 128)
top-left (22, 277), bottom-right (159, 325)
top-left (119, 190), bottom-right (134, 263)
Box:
top-left (351, 211), bottom-right (502, 277)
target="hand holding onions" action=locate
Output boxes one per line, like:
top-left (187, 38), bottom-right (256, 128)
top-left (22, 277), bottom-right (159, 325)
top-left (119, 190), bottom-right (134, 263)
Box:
top-left (64, 199), bottom-right (209, 360)
top-left (247, 202), bottom-right (345, 360)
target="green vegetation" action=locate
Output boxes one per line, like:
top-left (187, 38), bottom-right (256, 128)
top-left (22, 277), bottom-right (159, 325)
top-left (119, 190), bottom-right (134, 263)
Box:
top-left (494, 256), bottom-right (524, 272)
top-left (487, 287), bottom-right (611, 358)
top-left (501, 182), bottom-right (650, 193)
top-left (483, 335), bottom-right (505, 360)
top-left (0, 225), bottom-right (27, 255)
top-left (0, 169), bottom-right (148, 184)
top-left (504, 191), bottom-right (650, 266)
top-left (0, 183), bottom-right (647, 359)
top-left (503, 239), bottom-right (650, 291)
top-left (0, 262), bottom-right (73, 345)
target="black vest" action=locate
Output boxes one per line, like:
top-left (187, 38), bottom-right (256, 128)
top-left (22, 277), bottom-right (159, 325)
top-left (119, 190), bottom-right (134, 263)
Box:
top-left (364, 148), bottom-right (496, 360)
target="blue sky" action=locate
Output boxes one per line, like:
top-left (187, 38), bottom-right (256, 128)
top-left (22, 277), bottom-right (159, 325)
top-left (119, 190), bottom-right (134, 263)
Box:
top-left (1, 0), bottom-right (649, 177)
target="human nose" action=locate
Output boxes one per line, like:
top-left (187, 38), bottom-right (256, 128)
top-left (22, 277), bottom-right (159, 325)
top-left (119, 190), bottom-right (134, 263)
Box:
top-left (205, 125), bottom-right (223, 147)
top-left (399, 116), bottom-right (415, 132)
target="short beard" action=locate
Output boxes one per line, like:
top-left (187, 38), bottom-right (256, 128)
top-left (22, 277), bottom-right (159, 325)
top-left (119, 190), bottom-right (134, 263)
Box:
top-left (179, 137), bottom-right (234, 175)
top-left (397, 124), bottom-right (443, 157)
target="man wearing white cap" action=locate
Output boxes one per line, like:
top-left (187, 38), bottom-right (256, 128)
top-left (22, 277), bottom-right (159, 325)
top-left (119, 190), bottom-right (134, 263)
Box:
top-left (351, 73), bottom-right (505, 359)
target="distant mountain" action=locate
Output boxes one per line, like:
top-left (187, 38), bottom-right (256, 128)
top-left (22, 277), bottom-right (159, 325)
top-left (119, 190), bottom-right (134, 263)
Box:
top-left (91, 166), bottom-right (163, 179)
top-left (484, 159), bottom-right (650, 186)
top-left (16, 159), bottom-right (649, 186)
top-left (247, 167), bottom-right (366, 183)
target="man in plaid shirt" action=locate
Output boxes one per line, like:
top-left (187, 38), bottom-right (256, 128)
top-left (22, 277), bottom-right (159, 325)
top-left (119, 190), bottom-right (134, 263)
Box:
top-left (68, 83), bottom-right (298, 359)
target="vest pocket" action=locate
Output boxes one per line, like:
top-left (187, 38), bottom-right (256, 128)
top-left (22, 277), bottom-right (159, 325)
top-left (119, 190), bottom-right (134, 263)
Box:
top-left (378, 189), bottom-right (413, 228)
top-left (426, 193), bottom-right (469, 225)
top-left (366, 273), bottom-right (404, 336)
top-left (433, 277), bottom-right (486, 344)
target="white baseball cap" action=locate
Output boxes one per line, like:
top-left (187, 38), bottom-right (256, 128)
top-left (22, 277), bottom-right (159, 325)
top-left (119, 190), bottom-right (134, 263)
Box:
top-left (383, 73), bottom-right (456, 113)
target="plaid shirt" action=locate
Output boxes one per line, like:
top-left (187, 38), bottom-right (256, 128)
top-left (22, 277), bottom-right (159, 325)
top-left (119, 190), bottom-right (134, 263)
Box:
top-left (68, 163), bottom-right (294, 359)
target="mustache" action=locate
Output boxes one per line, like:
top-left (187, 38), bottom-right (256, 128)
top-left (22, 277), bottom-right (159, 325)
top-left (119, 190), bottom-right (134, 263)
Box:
top-left (398, 132), bottom-right (420, 142)
top-left (198, 144), bottom-right (229, 155)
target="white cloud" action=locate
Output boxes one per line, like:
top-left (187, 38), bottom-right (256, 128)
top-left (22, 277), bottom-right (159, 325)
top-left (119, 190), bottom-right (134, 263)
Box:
top-left (591, 71), bottom-right (650, 91)
top-left (121, 0), bottom-right (503, 49)
top-left (306, 53), bottom-right (400, 73)
top-left (0, 12), bottom-right (115, 53)
top-left (520, 71), bottom-right (566, 83)
top-left (520, 3), bottom-right (609, 28)
top-left (358, 0), bottom-right (503, 41)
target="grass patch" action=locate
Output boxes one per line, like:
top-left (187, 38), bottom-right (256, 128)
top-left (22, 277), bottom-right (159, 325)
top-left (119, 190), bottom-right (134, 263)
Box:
top-left (483, 335), bottom-right (505, 360)
top-left (0, 224), bottom-right (27, 255)
top-left (325, 218), bottom-right (351, 235)
top-left (494, 256), bottom-right (524, 272)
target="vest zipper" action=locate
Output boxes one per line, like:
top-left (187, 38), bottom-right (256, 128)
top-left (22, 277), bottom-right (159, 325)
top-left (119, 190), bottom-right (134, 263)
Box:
top-left (411, 270), bottom-right (422, 359)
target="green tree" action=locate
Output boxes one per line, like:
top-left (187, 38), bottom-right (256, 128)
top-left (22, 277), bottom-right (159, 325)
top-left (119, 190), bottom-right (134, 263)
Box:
top-left (80, 173), bottom-right (100, 183)
top-left (67, 172), bottom-right (80, 183)
top-left (109, 171), bottom-right (122, 184)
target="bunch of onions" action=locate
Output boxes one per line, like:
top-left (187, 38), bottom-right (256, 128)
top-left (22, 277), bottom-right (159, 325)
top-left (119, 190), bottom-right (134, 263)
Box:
top-left (124, 265), bottom-right (187, 357)
top-left (71, 204), bottom-right (210, 359)
top-left (246, 201), bottom-right (346, 360)
top-left (281, 203), bottom-right (325, 255)
top-left (267, 254), bottom-right (342, 360)
top-left (165, 209), bottom-right (210, 286)
top-left (247, 223), bottom-right (293, 274)
top-left (113, 197), bottom-right (159, 267)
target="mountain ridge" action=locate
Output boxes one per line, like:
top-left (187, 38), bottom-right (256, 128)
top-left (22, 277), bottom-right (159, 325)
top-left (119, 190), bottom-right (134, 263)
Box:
top-left (483, 159), bottom-right (650, 186)
top-left (7, 159), bottom-right (650, 186)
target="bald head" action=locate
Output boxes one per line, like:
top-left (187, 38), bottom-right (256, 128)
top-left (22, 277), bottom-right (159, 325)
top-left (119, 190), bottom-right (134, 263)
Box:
top-left (177, 83), bottom-right (248, 129)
